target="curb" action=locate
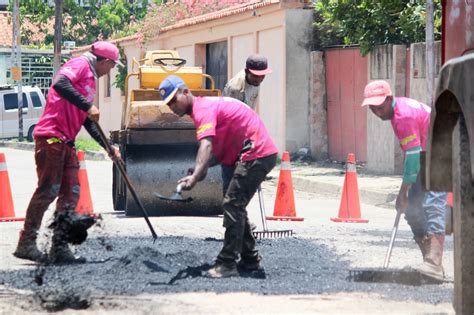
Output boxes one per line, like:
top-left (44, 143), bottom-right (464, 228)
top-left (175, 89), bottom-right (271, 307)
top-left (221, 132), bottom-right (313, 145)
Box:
top-left (291, 176), bottom-right (396, 207)
top-left (0, 141), bottom-right (108, 161)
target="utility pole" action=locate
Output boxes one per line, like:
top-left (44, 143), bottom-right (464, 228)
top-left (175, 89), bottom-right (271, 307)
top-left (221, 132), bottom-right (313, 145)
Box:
top-left (426, 0), bottom-right (435, 107)
top-left (53, 0), bottom-right (63, 76)
top-left (11, 0), bottom-right (23, 141)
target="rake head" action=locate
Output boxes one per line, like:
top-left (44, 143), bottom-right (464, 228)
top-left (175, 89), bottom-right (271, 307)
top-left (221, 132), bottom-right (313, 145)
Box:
top-left (252, 229), bottom-right (293, 239)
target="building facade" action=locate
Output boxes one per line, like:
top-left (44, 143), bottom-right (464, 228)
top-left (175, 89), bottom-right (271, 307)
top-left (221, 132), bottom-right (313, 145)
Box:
top-left (74, 0), bottom-right (314, 154)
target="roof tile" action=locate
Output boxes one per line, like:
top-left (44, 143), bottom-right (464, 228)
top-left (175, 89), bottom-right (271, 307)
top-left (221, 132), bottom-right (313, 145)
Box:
top-left (73, 0), bottom-right (280, 53)
top-left (0, 12), bottom-right (54, 48)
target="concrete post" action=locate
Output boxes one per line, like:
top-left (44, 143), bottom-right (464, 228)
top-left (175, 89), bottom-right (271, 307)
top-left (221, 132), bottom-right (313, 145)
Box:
top-left (366, 44), bottom-right (406, 174)
top-left (426, 0), bottom-right (435, 107)
top-left (309, 51), bottom-right (328, 160)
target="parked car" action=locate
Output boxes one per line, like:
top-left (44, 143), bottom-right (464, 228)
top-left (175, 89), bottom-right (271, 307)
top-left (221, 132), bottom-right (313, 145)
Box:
top-left (0, 85), bottom-right (46, 141)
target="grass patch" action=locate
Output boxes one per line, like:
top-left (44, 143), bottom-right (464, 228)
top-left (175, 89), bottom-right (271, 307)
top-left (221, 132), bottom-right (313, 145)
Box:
top-left (75, 138), bottom-right (102, 152)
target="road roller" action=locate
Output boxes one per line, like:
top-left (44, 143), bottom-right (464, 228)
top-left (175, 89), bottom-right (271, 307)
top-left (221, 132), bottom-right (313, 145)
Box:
top-left (110, 50), bottom-right (223, 216)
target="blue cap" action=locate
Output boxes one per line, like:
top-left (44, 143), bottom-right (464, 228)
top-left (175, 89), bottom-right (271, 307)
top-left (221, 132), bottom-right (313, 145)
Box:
top-left (159, 75), bottom-right (185, 105)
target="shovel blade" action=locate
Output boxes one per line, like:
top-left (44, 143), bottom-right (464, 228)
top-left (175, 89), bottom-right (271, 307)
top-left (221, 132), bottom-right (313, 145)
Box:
top-left (154, 192), bottom-right (193, 203)
top-left (348, 267), bottom-right (444, 285)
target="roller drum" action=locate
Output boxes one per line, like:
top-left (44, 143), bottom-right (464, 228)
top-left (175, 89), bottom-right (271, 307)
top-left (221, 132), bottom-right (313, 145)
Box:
top-left (124, 144), bottom-right (223, 216)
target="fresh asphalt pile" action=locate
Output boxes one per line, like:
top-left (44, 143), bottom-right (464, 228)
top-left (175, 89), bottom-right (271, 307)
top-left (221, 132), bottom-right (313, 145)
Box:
top-left (0, 233), bottom-right (452, 313)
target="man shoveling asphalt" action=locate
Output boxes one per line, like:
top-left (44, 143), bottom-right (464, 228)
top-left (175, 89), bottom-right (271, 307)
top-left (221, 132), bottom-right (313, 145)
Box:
top-left (13, 41), bottom-right (122, 264)
top-left (159, 75), bottom-right (278, 278)
top-left (361, 80), bottom-right (447, 281)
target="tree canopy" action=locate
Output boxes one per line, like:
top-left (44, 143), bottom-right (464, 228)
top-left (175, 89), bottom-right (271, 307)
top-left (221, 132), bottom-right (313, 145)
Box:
top-left (17, 0), bottom-right (158, 47)
top-left (314, 0), bottom-right (442, 55)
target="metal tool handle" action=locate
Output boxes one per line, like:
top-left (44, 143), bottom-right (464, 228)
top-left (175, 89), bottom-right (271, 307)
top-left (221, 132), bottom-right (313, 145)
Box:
top-left (383, 211), bottom-right (402, 268)
top-left (93, 121), bottom-right (158, 240)
top-left (257, 186), bottom-right (268, 231)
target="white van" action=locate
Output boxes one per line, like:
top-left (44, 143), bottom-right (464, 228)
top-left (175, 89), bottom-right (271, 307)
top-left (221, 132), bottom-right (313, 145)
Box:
top-left (0, 85), bottom-right (46, 141)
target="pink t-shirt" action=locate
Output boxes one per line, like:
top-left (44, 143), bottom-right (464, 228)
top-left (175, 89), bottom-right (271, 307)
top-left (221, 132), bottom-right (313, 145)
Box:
top-left (391, 97), bottom-right (431, 151)
top-left (34, 56), bottom-right (96, 142)
top-left (191, 96), bottom-right (278, 166)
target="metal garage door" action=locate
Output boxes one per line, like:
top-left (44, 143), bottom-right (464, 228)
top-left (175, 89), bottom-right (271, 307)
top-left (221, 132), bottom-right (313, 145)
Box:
top-left (206, 41), bottom-right (228, 92)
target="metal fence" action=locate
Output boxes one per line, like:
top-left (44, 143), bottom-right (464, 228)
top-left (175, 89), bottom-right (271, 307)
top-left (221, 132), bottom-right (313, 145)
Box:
top-left (20, 53), bottom-right (54, 96)
top-left (2, 49), bottom-right (71, 97)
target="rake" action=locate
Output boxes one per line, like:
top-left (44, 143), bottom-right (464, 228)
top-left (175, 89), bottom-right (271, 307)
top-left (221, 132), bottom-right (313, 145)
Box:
top-left (252, 186), bottom-right (293, 239)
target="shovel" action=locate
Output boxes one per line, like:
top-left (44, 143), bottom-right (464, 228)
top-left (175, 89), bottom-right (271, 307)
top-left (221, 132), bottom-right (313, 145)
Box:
top-left (348, 211), bottom-right (407, 283)
top-left (348, 210), bottom-right (439, 285)
top-left (155, 184), bottom-right (193, 203)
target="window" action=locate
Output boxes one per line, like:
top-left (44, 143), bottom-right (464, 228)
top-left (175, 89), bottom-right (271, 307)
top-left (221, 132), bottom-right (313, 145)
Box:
top-left (30, 92), bottom-right (43, 108)
top-left (4, 93), bottom-right (28, 110)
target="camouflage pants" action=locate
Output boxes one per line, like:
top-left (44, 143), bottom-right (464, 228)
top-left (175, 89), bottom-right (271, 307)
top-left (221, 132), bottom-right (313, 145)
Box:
top-left (23, 137), bottom-right (80, 233)
top-left (217, 153), bottom-right (277, 265)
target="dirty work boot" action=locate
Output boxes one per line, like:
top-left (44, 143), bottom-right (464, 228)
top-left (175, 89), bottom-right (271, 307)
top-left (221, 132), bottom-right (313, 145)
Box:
top-left (49, 215), bottom-right (86, 264)
top-left (207, 262), bottom-right (239, 278)
top-left (418, 234), bottom-right (445, 282)
top-left (237, 255), bottom-right (262, 272)
top-left (414, 235), bottom-right (429, 260)
top-left (13, 229), bottom-right (46, 262)
top-left (49, 236), bottom-right (86, 264)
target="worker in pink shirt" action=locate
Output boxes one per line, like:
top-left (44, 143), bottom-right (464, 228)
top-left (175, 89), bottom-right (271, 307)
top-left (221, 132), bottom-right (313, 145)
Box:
top-left (362, 80), bottom-right (447, 281)
top-left (13, 41), bottom-right (122, 264)
top-left (159, 75), bottom-right (278, 278)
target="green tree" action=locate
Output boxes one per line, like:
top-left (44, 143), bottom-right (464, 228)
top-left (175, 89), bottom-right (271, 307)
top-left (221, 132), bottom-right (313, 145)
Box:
top-left (314, 0), bottom-right (442, 55)
top-left (16, 0), bottom-right (154, 46)
top-left (15, 0), bottom-right (160, 91)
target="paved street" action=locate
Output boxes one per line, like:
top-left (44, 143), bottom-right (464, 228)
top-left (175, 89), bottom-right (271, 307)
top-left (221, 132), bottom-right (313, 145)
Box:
top-left (0, 147), bottom-right (454, 314)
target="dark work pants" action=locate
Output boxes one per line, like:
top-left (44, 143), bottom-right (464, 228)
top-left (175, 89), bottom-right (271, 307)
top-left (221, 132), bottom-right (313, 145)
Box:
top-left (221, 164), bottom-right (236, 196)
top-left (217, 153), bottom-right (277, 266)
top-left (23, 137), bottom-right (80, 234)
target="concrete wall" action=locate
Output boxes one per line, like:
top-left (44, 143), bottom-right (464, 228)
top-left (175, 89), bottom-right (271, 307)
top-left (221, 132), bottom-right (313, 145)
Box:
top-left (366, 44), bottom-right (406, 174)
top-left (175, 45), bottom-right (194, 67)
top-left (284, 8), bottom-right (313, 152)
top-left (258, 26), bottom-right (286, 152)
top-left (309, 51), bottom-right (328, 160)
top-left (230, 34), bottom-right (254, 77)
top-left (409, 41), bottom-right (441, 104)
top-left (0, 55), bottom-right (6, 84)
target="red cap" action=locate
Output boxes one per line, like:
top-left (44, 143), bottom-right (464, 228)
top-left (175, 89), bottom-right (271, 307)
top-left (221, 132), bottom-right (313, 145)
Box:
top-left (91, 41), bottom-right (124, 67)
top-left (246, 54), bottom-right (272, 76)
top-left (361, 80), bottom-right (392, 106)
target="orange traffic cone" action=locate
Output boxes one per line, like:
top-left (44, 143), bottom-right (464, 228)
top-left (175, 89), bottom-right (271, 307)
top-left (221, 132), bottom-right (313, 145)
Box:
top-left (331, 153), bottom-right (368, 223)
top-left (266, 151), bottom-right (304, 221)
top-left (0, 153), bottom-right (24, 222)
top-left (75, 150), bottom-right (94, 215)
top-left (447, 192), bottom-right (453, 208)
